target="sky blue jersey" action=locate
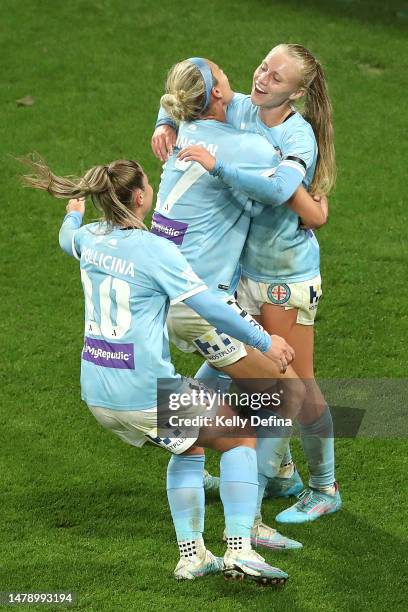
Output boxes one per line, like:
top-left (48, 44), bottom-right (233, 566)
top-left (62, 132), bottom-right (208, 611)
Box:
top-left (59, 213), bottom-right (272, 411)
top-left (151, 119), bottom-right (280, 296)
top-left (65, 220), bottom-right (207, 410)
top-left (226, 94), bottom-right (319, 283)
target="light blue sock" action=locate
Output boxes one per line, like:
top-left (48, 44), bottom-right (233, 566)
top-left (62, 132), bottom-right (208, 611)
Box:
top-left (194, 361), bottom-right (232, 394)
top-left (220, 446), bottom-right (258, 542)
top-left (166, 454), bottom-right (205, 542)
top-left (255, 412), bottom-right (292, 519)
top-left (300, 406), bottom-right (335, 490)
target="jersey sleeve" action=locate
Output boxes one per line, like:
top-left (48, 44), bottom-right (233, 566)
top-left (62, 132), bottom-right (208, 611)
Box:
top-left (281, 125), bottom-right (317, 177)
top-left (59, 212), bottom-right (83, 259)
top-left (210, 160), bottom-right (303, 207)
top-left (155, 105), bottom-right (178, 131)
top-left (225, 93), bottom-right (251, 129)
top-left (149, 238), bottom-right (207, 304)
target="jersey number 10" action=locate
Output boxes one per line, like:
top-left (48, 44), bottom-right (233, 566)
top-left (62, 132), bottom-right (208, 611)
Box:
top-left (81, 269), bottom-right (132, 340)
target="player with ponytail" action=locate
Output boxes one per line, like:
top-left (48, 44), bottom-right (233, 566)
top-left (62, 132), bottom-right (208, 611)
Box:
top-left (153, 44), bottom-right (341, 525)
top-left (23, 155), bottom-right (294, 585)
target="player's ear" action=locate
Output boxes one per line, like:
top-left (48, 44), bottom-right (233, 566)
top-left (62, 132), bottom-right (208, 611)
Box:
top-left (289, 88), bottom-right (306, 101)
top-left (211, 85), bottom-right (223, 100)
top-left (132, 188), bottom-right (144, 208)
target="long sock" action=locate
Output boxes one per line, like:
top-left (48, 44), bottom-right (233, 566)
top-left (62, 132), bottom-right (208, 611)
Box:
top-left (220, 446), bottom-right (258, 551)
top-left (255, 412), bottom-right (292, 519)
top-left (166, 454), bottom-right (205, 557)
top-left (194, 361), bottom-right (232, 394)
top-left (300, 406), bottom-right (335, 491)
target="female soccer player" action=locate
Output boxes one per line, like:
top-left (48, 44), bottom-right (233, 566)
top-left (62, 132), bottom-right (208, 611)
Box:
top-left (157, 45), bottom-right (341, 524)
top-left (151, 57), bottom-right (330, 546)
top-left (23, 156), bottom-right (290, 585)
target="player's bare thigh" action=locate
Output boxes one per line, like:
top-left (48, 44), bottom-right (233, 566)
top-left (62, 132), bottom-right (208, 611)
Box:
top-left (261, 304), bottom-right (326, 424)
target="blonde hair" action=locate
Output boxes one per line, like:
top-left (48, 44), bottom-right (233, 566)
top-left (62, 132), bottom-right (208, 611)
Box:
top-left (21, 156), bottom-right (147, 230)
top-left (161, 59), bottom-right (216, 123)
top-left (271, 43), bottom-right (336, 195)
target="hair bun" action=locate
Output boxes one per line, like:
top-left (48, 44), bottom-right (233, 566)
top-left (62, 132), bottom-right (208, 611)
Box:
top-left (177, 89), bottom-right (188, 104)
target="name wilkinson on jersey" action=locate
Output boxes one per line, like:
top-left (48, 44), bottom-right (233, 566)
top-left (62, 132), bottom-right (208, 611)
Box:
top-left (82, 246), bottom-right (135, 277)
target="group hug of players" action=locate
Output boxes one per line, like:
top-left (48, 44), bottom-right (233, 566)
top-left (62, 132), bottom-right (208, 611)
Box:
top-left (24, 44), bottom-right (341, 586)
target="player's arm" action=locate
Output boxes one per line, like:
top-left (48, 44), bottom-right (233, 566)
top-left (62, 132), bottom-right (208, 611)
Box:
top-left (151, 106), bottom-right (178, 162)
top-left (185, 290), bottom-right (294, 372)
top-left (177, 144), bottom-right (328, 225)
top-left (58, 198), bottom-right (85, 259)
top-left (151, 240), bottom-right (293, 371)
top-left (177, 145), bottom-right (305, 206)
top-left (151, 92), bottom-right (246, 161)
top-left (287, 192), bottom-right (329, 229)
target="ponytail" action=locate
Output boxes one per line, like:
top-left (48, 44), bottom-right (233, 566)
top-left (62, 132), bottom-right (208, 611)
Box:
top-left (21, 156), bottom-right (147, 230)
top-left (303, 62), bottom-right (336, 195)
top-left (271, 43), bottom-right (336, 195)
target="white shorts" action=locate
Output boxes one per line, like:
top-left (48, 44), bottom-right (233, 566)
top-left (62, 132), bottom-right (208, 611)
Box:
top-left (88, 383), bottom-right (211, 455)
top-left (167, 296), bottom-right (264, 368)
top-left (238, 275), bottom-right (323, 326)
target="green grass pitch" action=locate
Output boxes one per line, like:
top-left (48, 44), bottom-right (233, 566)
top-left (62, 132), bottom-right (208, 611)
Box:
top-left (1, 0), bottom-right (407, 610)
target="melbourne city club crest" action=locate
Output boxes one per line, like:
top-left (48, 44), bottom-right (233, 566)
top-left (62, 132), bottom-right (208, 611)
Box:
top-left (267, 283), bottom-right (291, 305)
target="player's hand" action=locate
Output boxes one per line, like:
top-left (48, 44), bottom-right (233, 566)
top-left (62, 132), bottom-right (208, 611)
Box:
top-left (264, 334), bottom-right (295, 373)
top-left (66, 197), bottom-right (85, 216)
top-left (317, 194), bottom-right (329, 224)
top-left (151, 125), bottom-right (177, 162)
top-left (177, 145), bottom-right (216, 172)
top-left (300, 194), bottom-right (329, 230)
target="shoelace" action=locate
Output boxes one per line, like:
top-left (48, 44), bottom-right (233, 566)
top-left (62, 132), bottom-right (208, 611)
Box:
top-left (297, 489), bottom-right (328, 511)
top-left (257, 522), bottom-right (277, 536)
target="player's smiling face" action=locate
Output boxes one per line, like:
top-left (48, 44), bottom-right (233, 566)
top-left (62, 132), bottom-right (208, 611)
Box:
top-left (251, 50), bottom-right (303, 109)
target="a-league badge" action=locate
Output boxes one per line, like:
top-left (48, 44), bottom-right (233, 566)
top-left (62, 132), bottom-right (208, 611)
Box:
top-left (267, 283), bottom-right (291, 305)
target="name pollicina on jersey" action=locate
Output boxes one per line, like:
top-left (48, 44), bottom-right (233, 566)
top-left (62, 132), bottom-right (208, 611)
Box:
top-left (81, 246), bottom-right (135, 278)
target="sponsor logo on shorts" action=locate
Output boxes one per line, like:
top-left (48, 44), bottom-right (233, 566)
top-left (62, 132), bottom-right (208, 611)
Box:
top-left (146, 429), bottom-right (186, 452)
top-left (267, 283), bottom-right (291, 305)
top-left (309, 284), bottom-right (322, 310)
top-left (193, 330), bottom-right (238, 362)
top-left (150, 213), bottom-right (189, 246)
top-left (82, 337), bottom-right (135, 369)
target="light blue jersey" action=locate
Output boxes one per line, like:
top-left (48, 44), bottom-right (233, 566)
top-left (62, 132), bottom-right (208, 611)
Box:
top-left (66, 221), bottom-right (207, 410)
top-left (59, 213), bottom-right (273, 411)
top-left (151, 119), bottom-right (280, 296)
top-left (226, 94), bottom-right (319, 283)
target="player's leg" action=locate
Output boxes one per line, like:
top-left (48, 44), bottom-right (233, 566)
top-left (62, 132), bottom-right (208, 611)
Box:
top-left (196, 403), bottom-right (288, 585)
top-left (220, 350), bottom-right (304, 550)
top-left (167, 298), bottom-right (305, 548)
top-left (261, 301), bottom-right (341, 523)
top-left (236, 276), bottom-right (302, 500)
top-left (86, 404), bottom-right (220, 579)
top-left (166, 444), bottom-right (225, 580)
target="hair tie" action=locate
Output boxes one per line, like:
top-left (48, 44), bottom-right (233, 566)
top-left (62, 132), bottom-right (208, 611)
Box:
top-left (188, 57), bottom-right (213, 110)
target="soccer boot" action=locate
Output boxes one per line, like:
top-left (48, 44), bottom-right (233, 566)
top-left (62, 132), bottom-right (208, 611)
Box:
top-left (275, 482), bottom-right (342, 524)
top-left (174, 549), bottom-right (224, 580)
top-left (264, 466), bottom-right (304, 499)
top-left (251, 519), bottom-right (303, 550)
top-left (223, 548), bottom-right (288, 586)
top-left (203, 469), bottom-right (220, 495)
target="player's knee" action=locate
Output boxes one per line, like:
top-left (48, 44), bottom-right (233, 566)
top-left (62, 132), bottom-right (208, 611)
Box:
top-left (209, 435), bottom-right (256, 453)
